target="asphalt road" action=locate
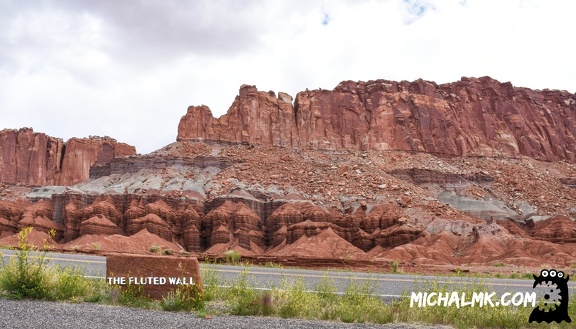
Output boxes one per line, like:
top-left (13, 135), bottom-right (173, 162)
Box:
top-left (0, 249), bottom-right (106, 278)
top-left (203, 264), bottom-right (576, 304)
top-left (2, 249), bottom-right (575, 302)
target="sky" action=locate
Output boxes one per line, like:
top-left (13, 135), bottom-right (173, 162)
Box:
top-left (1, 0), bottom-right (575, 154)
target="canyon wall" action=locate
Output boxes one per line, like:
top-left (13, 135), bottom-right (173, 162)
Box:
top-left (178, 77), bottom-right (576, 162)
top-left (0, 128), bottom-right (136, 186)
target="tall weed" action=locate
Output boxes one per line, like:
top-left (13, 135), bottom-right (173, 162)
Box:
top-left (0, 227), bottom-right (97, 301)
top-left (0, 227), bottom-right (51, 299)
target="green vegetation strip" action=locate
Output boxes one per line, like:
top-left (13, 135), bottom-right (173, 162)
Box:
top-left (1, 227), bottom-right (575, 328)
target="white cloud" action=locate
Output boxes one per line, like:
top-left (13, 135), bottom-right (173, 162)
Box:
top-left (0, 0), bottom-right (574, 154)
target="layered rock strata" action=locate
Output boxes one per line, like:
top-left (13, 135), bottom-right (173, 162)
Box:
top-left (1, 76), bottom-right (575, 268)
top-left (0, 128), bottom-right (136, 186)
top-left (178, 77), bottom-right (576, 162)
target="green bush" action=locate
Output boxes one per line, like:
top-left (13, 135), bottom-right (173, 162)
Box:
top-left (224, 250), bottom-right (240, 264)
top-left (390, 260), bottom-right (399, 273)
top-left (83, 279), bottom-right (111, 303)
top-left (227, 269), bottom-right (261, 316)
top-left (51, 266), bottom-right (91, 300)
top-left (276, 278), bottom-right (321, 319)
top-left (0, 227), bottom-right (52, 299)
top-left (160, 284), bottom-right (204, 312)
top-left (149, 244), bottom-right (162, 254)
top-left (337, 280), bottom-right (386, 323)
top-left (200, 263), bottom-right (220, 302)
top-left (0, 227), bottom-right (94, 301)
top-left (314, 273), bottom-right (338, 301)
top-left (117, 283), bottom-right (152, 308)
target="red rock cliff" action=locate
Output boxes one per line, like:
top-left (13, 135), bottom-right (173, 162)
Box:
top-left (59, 136), bottom-right (136, 185)
top-left (0, 128), bottom-right (64, 186)
top-left (178, 86), bottom-right (297, 147)
top-left (0, 128), bottom-right (136, 186)
top-left (177, 77), bottom-right (576, 162)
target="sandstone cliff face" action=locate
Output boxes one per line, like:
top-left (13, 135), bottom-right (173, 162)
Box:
top-left (2, 76), bottom-right (576, 270)
top-left (0, 128), bottom-right (64, 186)
top-left (0, 128), bottom-right (136, 186)
top-left (203, 200), bottom-right (264, 252)
top-left (177, 86), bottom-right (297, 147)
top-left (59, 137), bottom-right (136, 185)
top-left (178, 77), bottom-right (576, 162)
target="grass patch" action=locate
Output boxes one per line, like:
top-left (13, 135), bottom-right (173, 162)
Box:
top-left (113, 283), bottom-right (153, 308)
top-left (276, 278), bottom-right (319, 318)
top-left (160, 284), bottom-right (203, 311)
top-left (2, 228), bottom-right (574, 327)
top-left (226, 269), bottom-right (261, 316)
top-left (223, 250), bottom-right (241, 264)
top-left (149, 244), bottom-right (162, 254)
top-left (0, 227), bottom-right (99, 301)
top-left (198, 265), bottom-right (576, 328)
top-left (264, 261), bottom-right (283, 269)
top-left (389, 260), bottom-right (399, 273)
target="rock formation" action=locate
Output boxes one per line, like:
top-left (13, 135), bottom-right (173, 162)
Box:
top-left (178, 77), bottom-right (576, 162)
top-left (0, 128), bottom-right (64, 186)
top-left (203, 200), bottom-right (264, 252)
top-left (0, 128), bottom-right (136, 186)
top-left (59, 136), bottom-right (136, 185)
top-left (79, 215), bottom-right (119, 236)
top-left (127, 213), bottom-right (172, 241)
top-left (1, 76), bottom-right (576, 271)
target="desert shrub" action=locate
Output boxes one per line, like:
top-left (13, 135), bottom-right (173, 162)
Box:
top-left (336, 280), bottom-right (385, 323)
top-left (51, 266), bottom-right (91, 300)
top-left (224, 250), bottom-right (240, 264)
top-left (83, 279), bottom-right (111, 303)
top-left (117, 283), bottom-right (153, 308)
top-left (314, 273), bottom-right (338, 301)
top-left (227, 269), bottom-right (261, 316)
top-left (0, 227), bottom-right (94, 301)
top-left (0, 227), bottom-right (52, 299)
top-left (160, 284), bottom-right (204, 312)
top-left (149, 244), bottom-right (162, 254)
top-left (200, 263), bottom-right (220, 302)
top-left (390, 260), bottom-right (399, 273)
top-left (275, 278), bottom-right (322, 319)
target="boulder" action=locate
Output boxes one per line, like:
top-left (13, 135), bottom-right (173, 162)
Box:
top-left (106, 254), bottom-right (203, 299)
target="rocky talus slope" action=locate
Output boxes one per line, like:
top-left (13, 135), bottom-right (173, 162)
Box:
top-left (1, 76), bottom-right (575, 272)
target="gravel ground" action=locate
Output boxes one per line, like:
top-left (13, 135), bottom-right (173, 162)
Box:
top-left (0, 299), bottom-right (452, 329)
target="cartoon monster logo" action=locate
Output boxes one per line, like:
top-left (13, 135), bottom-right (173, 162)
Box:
top-left (529, 269), bottom-right (571, 323)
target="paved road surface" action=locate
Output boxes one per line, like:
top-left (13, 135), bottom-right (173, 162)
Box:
top-left (2, 249), bottom-right (575, 301)
top-left (206, 263), bottom-right (576, 301)
top-left (0, 249), bottom-right (105, 278)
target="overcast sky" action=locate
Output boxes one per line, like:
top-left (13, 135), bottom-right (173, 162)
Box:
top-left (1, 0), bottom-right (574, 154)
